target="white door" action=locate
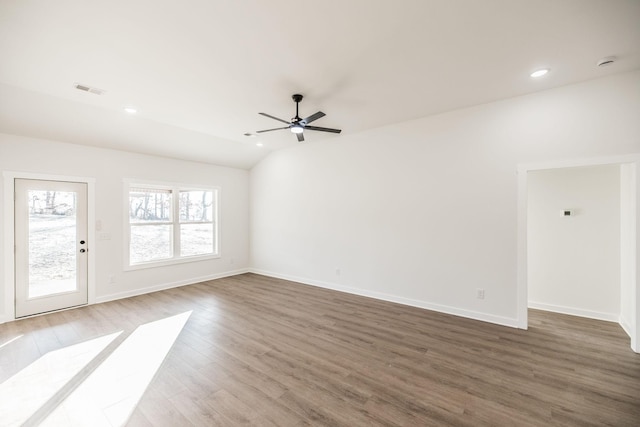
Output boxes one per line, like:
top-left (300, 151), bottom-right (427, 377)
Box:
top-left (14, 179), bottom-right (88, 318)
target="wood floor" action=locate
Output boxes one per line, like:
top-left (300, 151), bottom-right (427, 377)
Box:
top-left (1, 273), bottom-right (639, 426)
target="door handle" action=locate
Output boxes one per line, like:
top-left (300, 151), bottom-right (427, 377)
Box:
top-left (79, 249), bottom-right (86, 253)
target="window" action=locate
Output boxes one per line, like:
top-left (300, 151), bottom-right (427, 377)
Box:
top-left (178, 190), bottom-right (215, 257)
top-left (127, 183), bottom-right (218, 267)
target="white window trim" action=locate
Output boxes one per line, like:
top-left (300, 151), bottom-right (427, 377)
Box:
top-left (123, 179), bottom-right (220, 271)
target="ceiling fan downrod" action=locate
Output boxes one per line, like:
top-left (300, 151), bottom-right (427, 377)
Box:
top-left (292, 94), bottom-right (303, 121)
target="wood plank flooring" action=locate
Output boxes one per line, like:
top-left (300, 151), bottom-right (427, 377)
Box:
top-left (1, 273), bottom-right (639, 426)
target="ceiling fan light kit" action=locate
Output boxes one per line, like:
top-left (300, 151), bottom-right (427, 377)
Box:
top-left (256, 94), bottom-right (342, 142)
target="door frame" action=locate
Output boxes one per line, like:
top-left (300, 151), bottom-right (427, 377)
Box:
top-left (517, 154), bottom-right (639, 352)
top-left (2, 171), bottom-right (96, 321)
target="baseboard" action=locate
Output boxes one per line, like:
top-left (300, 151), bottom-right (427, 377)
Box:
top-left (528, 301), bottom-right (619, 323)
top-left (619, 316), bottom-right (633, 339)
top-left (250, 269), bottom-right (520, 329)
top-left (95, 268), bottom-right (250, 304)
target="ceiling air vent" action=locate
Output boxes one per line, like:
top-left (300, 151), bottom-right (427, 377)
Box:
top-left (597, 56), bottom-right (616, 67)
top-left (74, 83), bottom-right (105, 95)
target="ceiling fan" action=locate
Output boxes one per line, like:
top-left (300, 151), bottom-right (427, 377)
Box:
top-left (257, 94), bottom-right (341, 142)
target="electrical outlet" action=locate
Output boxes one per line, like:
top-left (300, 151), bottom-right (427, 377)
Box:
top-left (108, 274), bottom-right (116, 284)
top-left (476, 289), bottom-right (485, 299)
top-left (335, 268), bottom-right (341, 276)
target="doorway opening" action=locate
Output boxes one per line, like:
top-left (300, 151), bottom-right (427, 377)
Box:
top-left (527, 165), bottom-right (621, 321)
top-left (517, 156), bottom-right (638, 352)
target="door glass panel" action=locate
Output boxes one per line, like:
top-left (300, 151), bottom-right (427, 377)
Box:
top-left (27, 190), bottom-right (77, 298)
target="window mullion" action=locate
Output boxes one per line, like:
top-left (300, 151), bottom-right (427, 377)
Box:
top-left (172, 188), bottom-right (180, 258)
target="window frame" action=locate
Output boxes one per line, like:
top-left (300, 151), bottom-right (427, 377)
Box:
top-left (124, 180), bottom-right (220, 270)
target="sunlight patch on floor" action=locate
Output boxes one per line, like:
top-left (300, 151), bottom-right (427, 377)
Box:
top-left (0, 332), bottom-right (121, 426)
top-left (41, 311), bottom-right (192, 426)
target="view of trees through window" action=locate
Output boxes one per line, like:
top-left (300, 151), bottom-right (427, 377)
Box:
top-left (128, 186), bottom-right (216, 265)
top-left (180, 190), bottom-right (212, 221)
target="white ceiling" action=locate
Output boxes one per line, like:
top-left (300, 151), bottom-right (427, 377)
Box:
top-left (1, 0), bottom-right (639, 169)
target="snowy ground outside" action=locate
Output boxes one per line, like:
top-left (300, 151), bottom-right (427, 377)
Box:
top-left (28, 215), bottom-right (77, 297)
top-left (28, 215), bottom-right (214, 296)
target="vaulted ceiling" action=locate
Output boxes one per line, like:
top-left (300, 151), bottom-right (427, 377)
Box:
top-left (1, 0), bottom-right (639, 169)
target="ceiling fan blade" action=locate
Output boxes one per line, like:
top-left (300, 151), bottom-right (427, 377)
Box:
top-left (256, 126), bottom-right (289, 133)
top-left (302, 111), bottom-right (325, 124)
top-left (259, 112), bottom-right (290, 125)
top-left (296, 132), bottom-right (305, 142)
top-left (304, 125), bottom-right (342, 134)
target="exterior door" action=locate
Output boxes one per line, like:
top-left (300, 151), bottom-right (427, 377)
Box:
top-left (14, 179), bottom-right (88, 318)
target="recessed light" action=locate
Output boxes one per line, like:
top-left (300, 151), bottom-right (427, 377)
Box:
top-left (530, 69), bottom-right (549, 78)
top-left (124, 107), bottom-right (137, 114)
top-left (256, 142), bottom-right (264, 147)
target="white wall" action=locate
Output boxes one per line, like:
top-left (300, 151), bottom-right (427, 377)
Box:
top-left (527, 165), bottom-right (620, 321)
top-left (0, 133), bottom-right (249, 322)
top-left (250, 70), bottom-right (640, 327)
